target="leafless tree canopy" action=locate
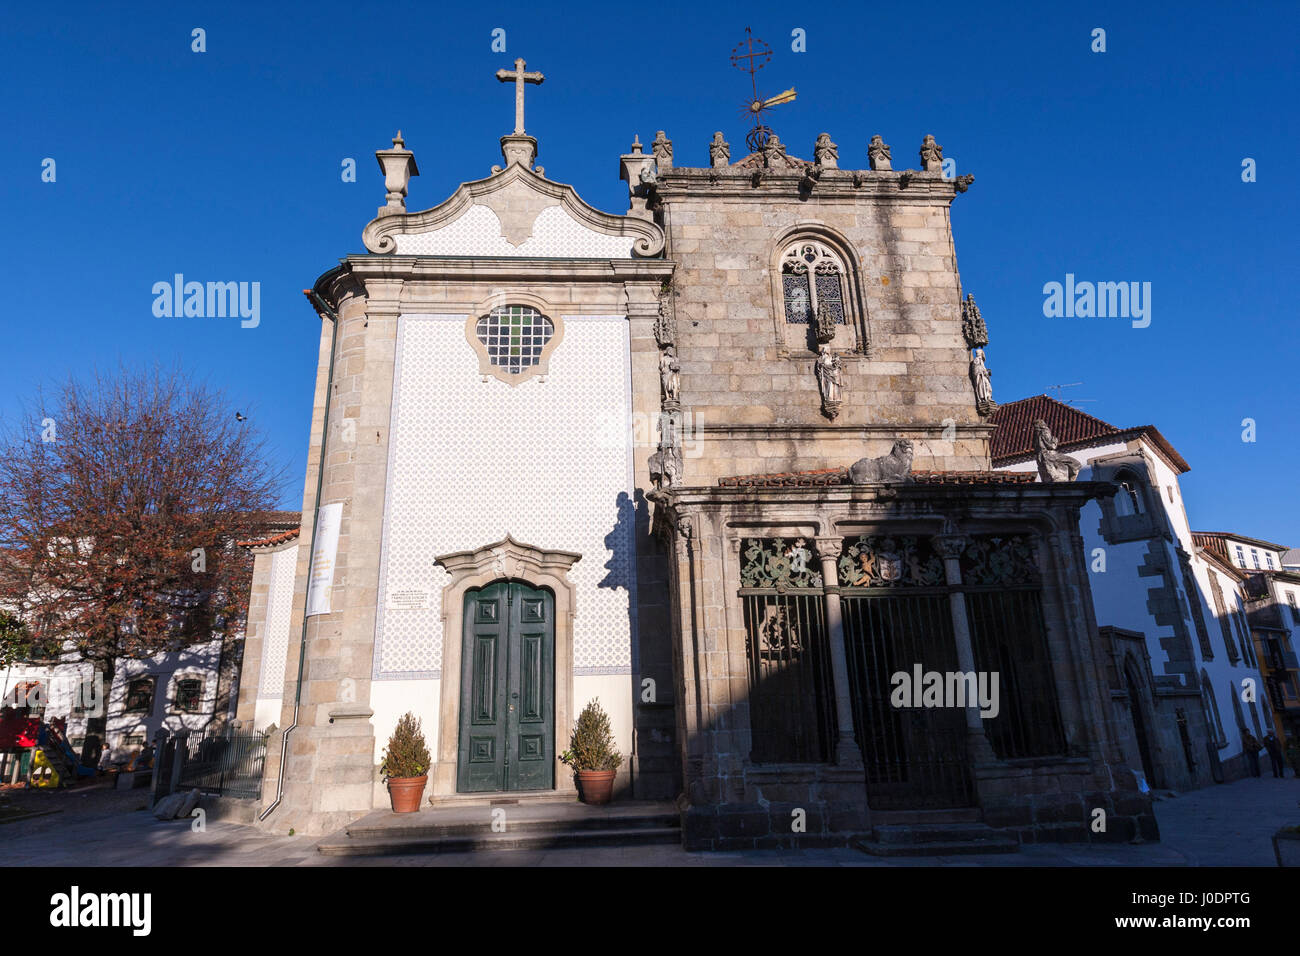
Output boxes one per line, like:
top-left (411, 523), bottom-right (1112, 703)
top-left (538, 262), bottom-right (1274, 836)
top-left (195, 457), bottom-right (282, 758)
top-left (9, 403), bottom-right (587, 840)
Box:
top-left (0, 366), bottom-right (286, 671)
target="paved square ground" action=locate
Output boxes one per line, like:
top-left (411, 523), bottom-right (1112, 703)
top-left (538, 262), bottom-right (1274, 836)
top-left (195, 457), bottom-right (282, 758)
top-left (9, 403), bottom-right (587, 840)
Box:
top-left (2, 774), bottom-right (1296, 866)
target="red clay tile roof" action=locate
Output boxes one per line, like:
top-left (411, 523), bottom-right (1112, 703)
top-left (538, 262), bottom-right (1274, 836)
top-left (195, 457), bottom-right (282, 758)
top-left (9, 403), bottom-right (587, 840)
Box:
top-left (237, 527), bottom-right (301, 549)
top-left (990, 395), bottom-right (1120, 461)
top-left (1192, 531), bottom-right (1290, 556)
top-left (719, 468), bottom-right (847, 488)
top-left (910, 471), bottom-right (1038, 485)
top-left (991, 396), bottom-right (1190, 473)
top-left (718, 468), bottom-right (1038, 488)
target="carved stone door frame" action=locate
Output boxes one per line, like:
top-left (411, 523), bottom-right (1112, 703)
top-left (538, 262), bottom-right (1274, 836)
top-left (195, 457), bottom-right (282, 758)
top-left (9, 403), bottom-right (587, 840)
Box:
top-left (433, 535), bottom-right (581, 798)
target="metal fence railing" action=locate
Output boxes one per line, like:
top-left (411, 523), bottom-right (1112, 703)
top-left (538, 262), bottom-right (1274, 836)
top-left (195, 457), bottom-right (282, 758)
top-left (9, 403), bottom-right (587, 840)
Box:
top-left (150, 728), bottom-right (267, 801)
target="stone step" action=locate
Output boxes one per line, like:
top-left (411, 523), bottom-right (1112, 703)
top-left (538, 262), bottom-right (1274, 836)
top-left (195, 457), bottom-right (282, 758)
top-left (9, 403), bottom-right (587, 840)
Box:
top-left (871, 823), bottom-right (1005, 844)
top-left (869, 807), bottom-right (983, 826)
top-left (318, 825), bottom-right (681, 857)
top-left (346, 809), bottom-right (681, 841)
top-left (856, 835), bottom-right (1020, 857)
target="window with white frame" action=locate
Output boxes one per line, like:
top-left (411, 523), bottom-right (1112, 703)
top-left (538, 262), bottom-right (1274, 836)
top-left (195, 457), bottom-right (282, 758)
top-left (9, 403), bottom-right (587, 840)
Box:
top-left (1236, 546), bottom-right (1246, 566)
top-left (1251, 549), bottom-right (1260, 569)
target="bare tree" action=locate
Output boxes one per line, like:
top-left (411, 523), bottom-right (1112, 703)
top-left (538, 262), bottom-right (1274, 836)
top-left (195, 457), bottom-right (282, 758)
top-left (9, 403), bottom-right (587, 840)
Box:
top-left (0, 366), bottom-right (285, 760)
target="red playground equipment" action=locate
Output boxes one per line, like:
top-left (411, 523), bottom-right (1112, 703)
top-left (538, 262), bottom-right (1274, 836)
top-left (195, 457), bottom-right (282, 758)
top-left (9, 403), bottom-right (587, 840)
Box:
top-left (0, 708), bottom-right (98, 788)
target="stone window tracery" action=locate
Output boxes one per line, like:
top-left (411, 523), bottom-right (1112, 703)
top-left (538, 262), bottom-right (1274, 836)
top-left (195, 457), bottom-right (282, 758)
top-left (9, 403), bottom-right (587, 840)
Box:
top-left (780, 241), bottom-right (846, 328)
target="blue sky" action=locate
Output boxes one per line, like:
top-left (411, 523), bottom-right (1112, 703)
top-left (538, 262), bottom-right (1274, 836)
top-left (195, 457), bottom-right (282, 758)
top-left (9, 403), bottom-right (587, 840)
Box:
top-left (2, 1), bottom-right (1296, 543)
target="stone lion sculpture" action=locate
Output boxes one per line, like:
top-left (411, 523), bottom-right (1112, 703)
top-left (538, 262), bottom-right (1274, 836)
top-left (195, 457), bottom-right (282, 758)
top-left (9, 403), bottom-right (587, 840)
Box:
top-left (848, 439), bottom-right (914, 484)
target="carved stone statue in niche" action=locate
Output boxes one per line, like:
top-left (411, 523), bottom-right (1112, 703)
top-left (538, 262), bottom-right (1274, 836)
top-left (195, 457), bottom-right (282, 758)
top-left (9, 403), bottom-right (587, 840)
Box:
top-left (814, 132), bottom-right (839, 169)
top-left (709, 131), bottom-right (730, 168)
top-left (1033, 419), bottom-right (1082, 482)
top-left (868, 135), bottom-right (892, 171)
top-left (919, 134), bottom-right (944, 171)
top-left (961, 293), bottom-right (988, 349)
top-left (970, 348), bottom-right (996, 416)
top-left (814, 345), bottom-right (843, 420)
top-left (659, 345), bottom-right (681, 406)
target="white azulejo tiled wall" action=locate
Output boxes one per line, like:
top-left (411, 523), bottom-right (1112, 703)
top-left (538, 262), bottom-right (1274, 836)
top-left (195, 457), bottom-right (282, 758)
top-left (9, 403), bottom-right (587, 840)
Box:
top-left (259, 544), bottom-right (299, 699)
top-left (393, 204), bottom-right (636, 258)
top-left (373, 313), bottom-right (637, 680)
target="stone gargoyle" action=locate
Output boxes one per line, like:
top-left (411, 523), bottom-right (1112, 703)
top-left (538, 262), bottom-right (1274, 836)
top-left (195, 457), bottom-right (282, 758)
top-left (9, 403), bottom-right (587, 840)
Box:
top-left (848, 439), bottom-right (914, 484)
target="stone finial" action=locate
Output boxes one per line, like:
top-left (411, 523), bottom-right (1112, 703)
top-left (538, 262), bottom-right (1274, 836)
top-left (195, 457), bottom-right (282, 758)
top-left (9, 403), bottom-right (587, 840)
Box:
top-left (619, 135), bottom-right (658, 219)
top-left (919, 134), bottom-right (944, 172)
top-left (814, 132), bottom-right (839, 169)
top-left (868, 134), bottom-right (892, 171)
top-left (762, 134), bottom-right (787, 168)
top-left (961, 293), bottom-right (989, 348)
top-left (709, 131), bottom-right (730, 168)
top-left (651, 130), bottom-right (673, 170)
top-left (1033, 420), bottom-right (1082, 482)
top-left (375, 130), bottom-right (420, 218)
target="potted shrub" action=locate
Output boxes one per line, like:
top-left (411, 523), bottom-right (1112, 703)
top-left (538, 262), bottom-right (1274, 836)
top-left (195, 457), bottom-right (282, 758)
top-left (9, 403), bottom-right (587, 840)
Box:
top-left (380, 712), bottom-right (431, 813)
top-left (560, 698), bottom-right (623, 805)
top-left (1274, 825), bottom-right (1300, 867)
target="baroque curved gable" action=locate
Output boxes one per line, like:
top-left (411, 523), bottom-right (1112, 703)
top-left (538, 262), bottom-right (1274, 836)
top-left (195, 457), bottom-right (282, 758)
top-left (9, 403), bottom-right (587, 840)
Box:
top-left (362, 163), bottom-right (664, 258)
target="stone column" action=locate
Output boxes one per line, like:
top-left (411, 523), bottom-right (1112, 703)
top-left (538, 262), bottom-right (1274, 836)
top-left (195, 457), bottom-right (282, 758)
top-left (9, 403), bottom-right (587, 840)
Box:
top-left (933, 534), bottom-right (997, 763)
top-left (814, 537), bottom-right (863, 768)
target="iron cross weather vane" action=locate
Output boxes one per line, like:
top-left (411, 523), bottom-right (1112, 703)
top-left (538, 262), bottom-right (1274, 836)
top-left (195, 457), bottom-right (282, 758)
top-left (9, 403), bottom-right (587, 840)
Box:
top-left (731, 27), bottom-right (796, 152)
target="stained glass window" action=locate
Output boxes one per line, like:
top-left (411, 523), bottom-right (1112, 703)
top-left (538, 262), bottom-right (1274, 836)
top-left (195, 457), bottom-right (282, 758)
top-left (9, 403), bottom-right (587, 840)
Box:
top-left (476, 305), bottom-right (555, 375)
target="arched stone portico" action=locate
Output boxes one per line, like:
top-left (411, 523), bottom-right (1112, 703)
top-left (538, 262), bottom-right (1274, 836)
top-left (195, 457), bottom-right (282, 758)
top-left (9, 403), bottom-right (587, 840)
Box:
top-left (432, 535), bottom-right (581, 798)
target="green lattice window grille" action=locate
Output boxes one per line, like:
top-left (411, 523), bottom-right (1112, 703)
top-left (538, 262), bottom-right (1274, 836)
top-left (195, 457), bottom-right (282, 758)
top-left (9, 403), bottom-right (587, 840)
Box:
top-left (837, 535), bottom-right (946, 589)
top-left (780, 241), bottom-right (846, 326)
top-left (959, 535), bottom-right (1041, 587)
top-left (475, 305), bottom-right (555, 376)
top-left (738, 537), bottom-right (823, 589)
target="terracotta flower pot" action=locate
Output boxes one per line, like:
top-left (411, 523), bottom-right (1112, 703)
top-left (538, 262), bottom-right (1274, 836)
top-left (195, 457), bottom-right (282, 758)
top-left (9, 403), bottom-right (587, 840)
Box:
top-left (576, 769), bottom-right (616, 805)
top-left (387, 775), bottom-right (427, 813)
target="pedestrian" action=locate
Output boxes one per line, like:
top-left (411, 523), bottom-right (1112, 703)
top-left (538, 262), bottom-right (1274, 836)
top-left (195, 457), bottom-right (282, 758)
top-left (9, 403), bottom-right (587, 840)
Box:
top-left (1264, 732), bottom-right (1285, 778)
top-left (97, 745), bottom-right (113, 774)
top-left (1241, 730), bottom-right (1262, 777)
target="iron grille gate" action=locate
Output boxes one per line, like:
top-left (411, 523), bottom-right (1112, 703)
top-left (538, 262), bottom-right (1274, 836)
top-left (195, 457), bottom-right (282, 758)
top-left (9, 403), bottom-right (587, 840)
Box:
top-left (965, 589), bottom-right (1065, 759)
top-left (841, 593), bottom-right (975, 809)
top-left (735, 532), bottom-right (1066, 812)
top-left (740, 591), bottom-right (836, 764)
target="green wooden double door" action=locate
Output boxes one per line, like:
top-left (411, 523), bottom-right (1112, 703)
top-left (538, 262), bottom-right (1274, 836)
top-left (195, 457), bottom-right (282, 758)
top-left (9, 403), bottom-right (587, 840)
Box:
top-left (457, 582), bottom-right (555, 793)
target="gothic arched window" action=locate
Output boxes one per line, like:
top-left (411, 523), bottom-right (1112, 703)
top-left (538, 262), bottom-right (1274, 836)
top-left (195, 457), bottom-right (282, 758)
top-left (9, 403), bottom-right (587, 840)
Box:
top-left (780, 241), bottom-right (846, 329)
top-left (475, 305), bottom-right (555, 377)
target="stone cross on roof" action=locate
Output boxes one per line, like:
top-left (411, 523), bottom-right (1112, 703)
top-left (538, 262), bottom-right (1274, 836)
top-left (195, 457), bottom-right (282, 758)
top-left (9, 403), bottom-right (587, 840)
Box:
top-left (495, 57), bottom-right (544, 135)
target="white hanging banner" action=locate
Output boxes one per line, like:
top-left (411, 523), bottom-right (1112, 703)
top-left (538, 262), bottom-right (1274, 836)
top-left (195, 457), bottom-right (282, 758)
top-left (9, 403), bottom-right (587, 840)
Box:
top-left (305, 502), bottom-right (343, 617)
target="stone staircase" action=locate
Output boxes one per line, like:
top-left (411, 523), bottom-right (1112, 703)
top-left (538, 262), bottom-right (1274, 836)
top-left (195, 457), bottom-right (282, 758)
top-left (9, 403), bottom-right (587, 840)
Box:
top-left (856, 808), bottom-right (1020, 857)
top-left (316, 799), bottom-right (680, 857)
